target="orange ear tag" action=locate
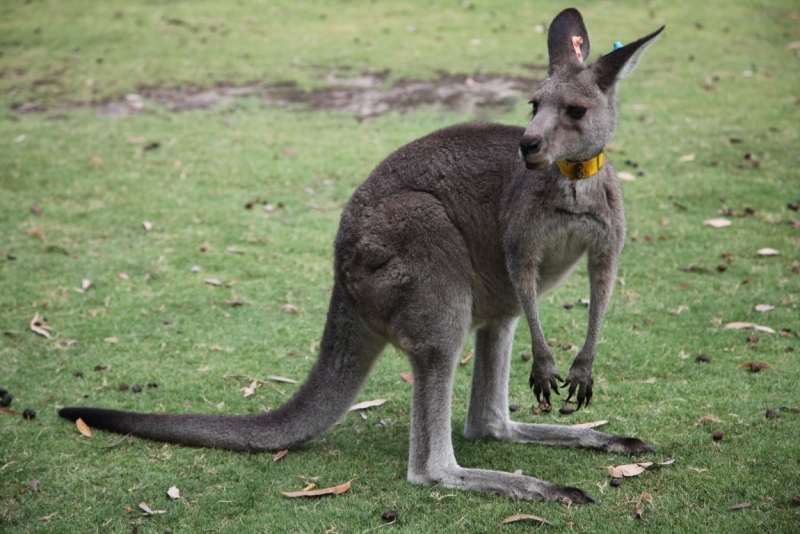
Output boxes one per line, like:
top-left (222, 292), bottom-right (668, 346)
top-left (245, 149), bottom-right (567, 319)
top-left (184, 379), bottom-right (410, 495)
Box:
top-left (572, 36), bottom-right (584, 61)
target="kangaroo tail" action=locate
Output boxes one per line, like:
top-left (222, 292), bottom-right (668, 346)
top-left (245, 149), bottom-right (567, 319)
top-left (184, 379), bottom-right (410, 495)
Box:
top-left (59, 286), bottom-right (385, 452)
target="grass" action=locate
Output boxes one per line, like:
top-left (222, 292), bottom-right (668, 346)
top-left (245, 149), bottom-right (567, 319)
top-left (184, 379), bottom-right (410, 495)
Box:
top-left (1, 0), bottom-right (799, 532)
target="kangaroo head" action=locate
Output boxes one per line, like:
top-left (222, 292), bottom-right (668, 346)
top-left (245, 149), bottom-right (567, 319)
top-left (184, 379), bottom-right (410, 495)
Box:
top-left (519, 8), bottom-right (664, 171)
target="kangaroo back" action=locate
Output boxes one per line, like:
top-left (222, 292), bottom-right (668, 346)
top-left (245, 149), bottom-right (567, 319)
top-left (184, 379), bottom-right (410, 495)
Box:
top-left (59, 285), bottom-right (385, 451)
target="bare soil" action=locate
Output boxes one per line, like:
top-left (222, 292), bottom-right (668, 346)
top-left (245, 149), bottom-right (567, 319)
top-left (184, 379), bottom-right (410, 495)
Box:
top-left (91, 70), bottom-right (544, 118)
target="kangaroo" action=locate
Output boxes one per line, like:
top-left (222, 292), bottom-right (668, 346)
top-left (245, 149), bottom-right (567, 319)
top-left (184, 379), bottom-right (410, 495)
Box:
top-left (60, 9), bottom-right (664, 502)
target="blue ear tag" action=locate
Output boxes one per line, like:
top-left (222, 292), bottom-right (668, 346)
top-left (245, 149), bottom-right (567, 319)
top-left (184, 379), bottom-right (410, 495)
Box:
top-left (604, 41), bottom-right (624, 56)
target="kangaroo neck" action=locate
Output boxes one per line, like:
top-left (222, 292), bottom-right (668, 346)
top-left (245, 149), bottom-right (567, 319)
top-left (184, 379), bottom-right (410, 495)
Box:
top-left (555, 150), bottom-right (605, 181)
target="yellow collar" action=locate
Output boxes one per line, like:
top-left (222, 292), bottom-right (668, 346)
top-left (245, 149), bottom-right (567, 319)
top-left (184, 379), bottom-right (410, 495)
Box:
top-left (556, 151), bottom-right (605, 180)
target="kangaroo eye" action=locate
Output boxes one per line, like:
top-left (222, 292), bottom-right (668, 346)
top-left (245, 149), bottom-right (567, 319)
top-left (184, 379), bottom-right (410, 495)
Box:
top-left (529, 100), bottom-right (539, 116)
top-left (567, 106), bottom-right (587, 119)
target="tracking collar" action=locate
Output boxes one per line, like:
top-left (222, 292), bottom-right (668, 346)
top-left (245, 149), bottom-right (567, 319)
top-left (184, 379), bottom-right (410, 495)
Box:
top-left (556, 151), bottom-right (605, 180)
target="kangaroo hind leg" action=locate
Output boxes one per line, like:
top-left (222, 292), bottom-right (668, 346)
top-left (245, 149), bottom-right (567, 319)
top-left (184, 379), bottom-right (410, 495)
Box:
top-left (463, 319), bottom-right (654, 454)
top-left (404, 319), bottom-right (594, 502)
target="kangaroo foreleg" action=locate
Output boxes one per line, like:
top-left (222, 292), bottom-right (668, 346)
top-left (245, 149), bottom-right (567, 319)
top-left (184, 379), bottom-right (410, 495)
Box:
top-left (520, 273), bottom-right (563, 406)
top-left (563, 248), bottom-right (621, 408)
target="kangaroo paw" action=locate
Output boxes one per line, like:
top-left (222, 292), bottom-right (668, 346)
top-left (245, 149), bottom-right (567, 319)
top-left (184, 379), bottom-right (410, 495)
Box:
top-left (558, 485), bottom-right (597, 504)
top-left (605, 436), bottom-right (657, 454)
top-left (529, 358), bottom-right (563, 405)
top-left (563, 363), bottom-right (593, 409)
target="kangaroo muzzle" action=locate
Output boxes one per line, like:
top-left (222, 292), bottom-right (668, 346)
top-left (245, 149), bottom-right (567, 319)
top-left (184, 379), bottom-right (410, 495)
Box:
top-left (519, 134), bottom-right (546, 170)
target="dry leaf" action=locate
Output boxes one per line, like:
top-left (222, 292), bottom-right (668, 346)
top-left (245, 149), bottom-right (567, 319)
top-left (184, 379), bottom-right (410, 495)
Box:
top-left (204, 278), bottom-right (222, 286)
top-left (756, 248), bottom-right (780, 256)
top-left (639, 377), bottom-right (657, 384)
top-left (241, 380), bottom-right (261, 397)
top-left (602, 459), bottom-right (674, 478)
top-left (143, 220), bottom-right (153, 231)
top-left (704, 218), bottom-right (731, 228)
top-left (349, 399), bottom-right (387, 411)
top-left (723, 322), bottom-right (775, 334)
top-left (28, 226), bottom-right (45, 241)
top-left (268, 375), bottom-right (298, 384)
top-left (76, 418), bottom-right (92, 437)
top-left (571, 420), bottom-right (608, 429)
top-left (689, 467), bottom-right (707, 473)
top-left (115, 271), bottom-right (130, 280)
top-left (668, 305), bottom-right (689, 316)
top-left (104, 336), bottom-right (118, 343)
top-left (280, 304), bottom-right (299, 313)
top-left (754, 304), bottom-right (774, 312)
top-left (122, 505), bottom-right (133, 512)
top-left (660, 216), bottom-right (669, 227)
top-left (198, 242), bottom-right (212, 252)
top-left (0, 407), bottom-right (22, 415)
top-left (730, 502), bottom-right (751, 510)
top-left (500, 513), bottom-right (551, 525)
top-left (736, 360), bottom-right (772, 370)
top-left (28, 479), bottom-right (40, 493)
top-left (281, 479), bottom-right (352, 498)
top-left (138, 502), bottom-right (166, 515)
top-left (226, 246), bottom-right (246, 254)
top-left (74, 279), bottom-right (92, 293)
top-left (126, 135), bottom-right (146, 143)
top-left (678, 154), bottom-right (695, 162)
top-left (604, 463), bottom-right (648, 477)
top-left (273, 449), bottom-right (288, 462)
top-left (29, 313), bottom-right (51, 339)
top-left (617, 172), bottom-right (636, 182)
top-left (677, 349), bottom-right (690, 360)
top-left (401, 372), bottom-right (414, 383)
top-left (460, 350), bottom-right (474, 365)
top-left (167, 486), bottom-right (180, 499)
top-left (696, 414), bottom-right (722, 425)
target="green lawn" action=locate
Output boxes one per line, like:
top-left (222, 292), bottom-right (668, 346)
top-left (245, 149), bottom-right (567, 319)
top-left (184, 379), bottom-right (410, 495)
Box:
top-left (1, 0), bottom-right (799, 532)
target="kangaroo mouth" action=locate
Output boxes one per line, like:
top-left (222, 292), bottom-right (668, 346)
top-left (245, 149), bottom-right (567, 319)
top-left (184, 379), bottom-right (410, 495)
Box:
top-left (520, 153), bottom-right (548, 171)
top-left (519, 147), bottom-right (548, 171)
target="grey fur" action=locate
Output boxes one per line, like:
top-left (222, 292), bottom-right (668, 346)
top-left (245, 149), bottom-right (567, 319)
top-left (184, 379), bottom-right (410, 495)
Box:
top-left (59, 9), bottom-right (664, 502)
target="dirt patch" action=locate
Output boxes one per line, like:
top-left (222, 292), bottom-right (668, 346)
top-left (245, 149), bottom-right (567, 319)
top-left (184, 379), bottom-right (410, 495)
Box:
top-left (91, 70), bottom-right (544, 119)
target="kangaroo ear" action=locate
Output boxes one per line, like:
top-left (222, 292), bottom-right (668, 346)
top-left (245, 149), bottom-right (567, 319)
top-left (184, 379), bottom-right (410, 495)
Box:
top-left (547, 8), bottom-right (590, 75)
top-left (591, 26), bottom-right (665, 92)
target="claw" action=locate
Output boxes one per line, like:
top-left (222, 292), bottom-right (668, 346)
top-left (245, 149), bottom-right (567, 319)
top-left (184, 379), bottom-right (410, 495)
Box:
top-left (608, 437), bottom-right (657, 454)
top-left (559, 486), bottom-right (597, 505)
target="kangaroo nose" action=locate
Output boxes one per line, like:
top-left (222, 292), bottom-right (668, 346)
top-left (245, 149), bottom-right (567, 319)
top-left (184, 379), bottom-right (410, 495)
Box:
top-left (520, 136), bottom-right (542, 156)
